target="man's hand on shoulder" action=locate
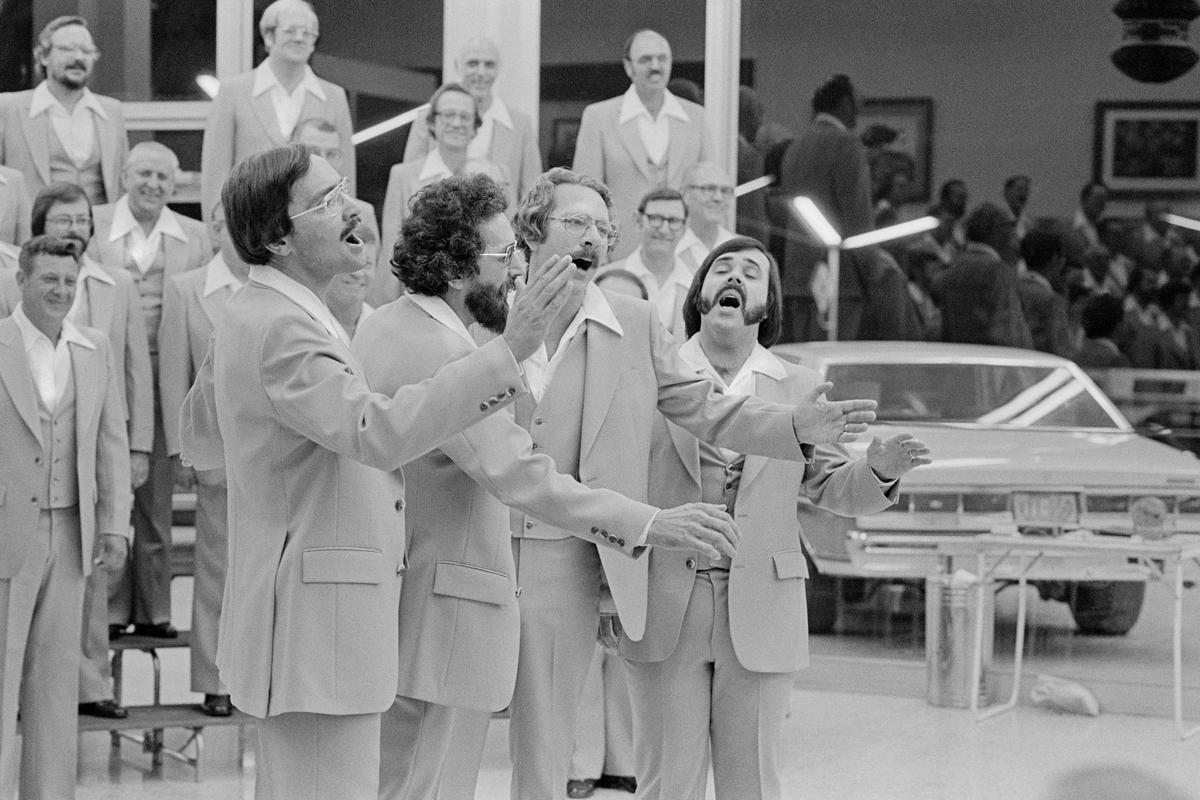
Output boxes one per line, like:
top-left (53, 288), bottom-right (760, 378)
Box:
top-left (645, 503), bottom-right (739, 561)
top-left (792, 381), bottom-right (877, 444)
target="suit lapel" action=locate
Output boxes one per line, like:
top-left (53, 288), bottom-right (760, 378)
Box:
top-left (163, 230), bottom-right (187, 278)
top-left (18, 105), bottom-right (51, 186)
top-left (580, 322), bottom-right (621, 464)
top-left (739, 371), bottom-right (787, 491)
top-left (490, 123), bottom-right (514, 173)
top-left (70, 339), bottom-right (99, 434)
top-left (197, 283), bottom-right (226, 331)
top-left (82, 275), bottom-right (112, 329)
top-left (0, 322), bottom-right (43, 445)
top-left (668, 417), bottom-right (702, 489)
top-left (616, 114), bottom-right (654, 183)
top-left (252, 91), bottom-right (285, 147)
top-left (96, 112), bottom-right (119, 196)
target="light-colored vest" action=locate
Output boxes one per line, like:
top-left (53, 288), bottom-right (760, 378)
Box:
top-left (121, 239), bottom-right (167, 356)
top-left (512, 332), bottom-right (587, 540)
top-left (47, 118), bottom-right (105, 204)
top-left (38, 365), bottom-right (79, 510)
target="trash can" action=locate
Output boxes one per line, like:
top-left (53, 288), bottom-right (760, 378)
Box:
top-left (925, 571), bottom-right (994, 708)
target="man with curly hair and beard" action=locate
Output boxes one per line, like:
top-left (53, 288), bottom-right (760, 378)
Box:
top-left (353, 173), bottom-right (746, 800)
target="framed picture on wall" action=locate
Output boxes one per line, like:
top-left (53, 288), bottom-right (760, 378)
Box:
top-left (858, 97), bottom-right (934, 203)
top-left (1093, 101), bottom-right (1200, 197)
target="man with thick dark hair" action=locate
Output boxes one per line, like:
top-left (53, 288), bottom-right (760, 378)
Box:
top-left (504, 167), bottom-right (878, 799)
top-left (179, 145), bottom-right (575, 799)
top-left (625, 236), bottom-right (925, 799)
top-left (777, 74), bottom-right (873, 341)
top-left (1018, 228), bottom-right (1075, 357)
top-left (1076, 294), bottom-right (1131, 368)
top-left (357, 172), bottom-right (740, 800)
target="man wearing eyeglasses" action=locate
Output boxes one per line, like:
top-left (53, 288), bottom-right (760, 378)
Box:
top-left (0, 16), bottom-right (128, 206)
top-left (573, 29), bottom-right (713, 260)
top-left (505, 167), bottom-right (878, 800)
top-left (200, 0), bottom-right (354, 223)
top-left (677, 161), bottom-right (737, 272)
top-left (181, 146), bottom-right (581, 799)
top-left (89, 141), bottom-right (211, 644)
top-left (599, 187), bottom-right (694, 337)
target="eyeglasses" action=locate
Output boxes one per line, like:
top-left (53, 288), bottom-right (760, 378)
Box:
top-left (289, 176), bottom-right (350, 220)
top-left (685, 184), bottom-right (734, 199)
top-left (548, 214), bottom-right (619, 245)
top-left (641, 213), bottom-right (686, 231)
top-left (274, 25), bottom-right (318, 41)
top-left (50, 44), bottom-right (99, 58)
top-left (479, 242), bottom-right (519, 266)
top-left (435, 111), bottom-right (475, 125)
top-left (45, 215), bottom-right (92, 228)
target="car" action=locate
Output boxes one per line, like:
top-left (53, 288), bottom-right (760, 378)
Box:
top-left (772, 340), bottom-right (1200, 636)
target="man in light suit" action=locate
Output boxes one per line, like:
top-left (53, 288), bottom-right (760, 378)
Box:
top-left (0, 235), bottom-right (130, 799)
top-left (0, 16), bottom-right (128, 205)
top-left (505, 168), bottom-right (878, 800)
top-left (573, 30), bottom-right (712, 260)
top-left (159, 201), bottom-right (248, 718)
top-left (622, 236), bottom-right (929, 800)
top-left (403, 37), bottom-right (542, 202)
top-left (354, 173), bottom-right (737, 800)
top-left (90, 141), bottom-right (211, 640)
top-left (0, 181), bottom-right (152, 720)
top-left (200, 0), bottom-right (354, 222)
top-left (0, 165), bottom-right (31, 245)
top-left (179, 144), bottom-right (576, 799)
top-left (777, 74), bottom-right (874, 342)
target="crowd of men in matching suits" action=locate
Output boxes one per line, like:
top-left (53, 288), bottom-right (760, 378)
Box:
top-left (0, 3), bottom-right (941, 799)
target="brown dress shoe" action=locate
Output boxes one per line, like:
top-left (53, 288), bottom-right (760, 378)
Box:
top-left (199, 694), bottom-right (233, 717)
top-left (79, 699), bottom-right (128, 719)
top-left (131, 622), bottom-right (178, 638)
top-left (567, 778), bottom-right (596, 798)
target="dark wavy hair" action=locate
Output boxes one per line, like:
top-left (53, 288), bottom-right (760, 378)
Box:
top-left (812, 74), bottom-right (854, 115)
top-left (392, 173), bottom-right (508, 296)
top-left (19, 234), bottom-right (81, 276)
top-left (221, 144), bottom-right (312, 266)
top-left (31, 182), bottom-right (92, 238)
top-left (681, 235), bottom-right (783, 347)
top-left (513, 167), bottom-right (614, 258)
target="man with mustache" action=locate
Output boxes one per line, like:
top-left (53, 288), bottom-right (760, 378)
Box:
top-left (0, 16), bottom-right (128, 206)
top-left (623, 236), bottom-right (929, 800)
top-left (89, 141), bottom-right (211, 642)
top-left (506, 167), bottom-right (879, 800)
top-left (573, 29), bottom-right (713, 260)
top-left (0, 181), bottom-right (152, 721)
top-left (356, 173), bottom-right (739, 800)
top-left (599, 187), bottom-right (693, 338)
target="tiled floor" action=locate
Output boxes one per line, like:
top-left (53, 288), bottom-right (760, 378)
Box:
top-left (70, 571), bottom-right (1200, 799)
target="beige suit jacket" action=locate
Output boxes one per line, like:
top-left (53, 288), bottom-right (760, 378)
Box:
top-left (511, 291), bottom-right (809, 640)
top-left (0, 318), bottom-right (131, 578)
top-left (180, 279), bottom-right (527, 718)
top-left (0, 87), bottom-right (128, 203)
top-left (403, 103), bottom-right (543, 201)
top-left (572, 94), bottom-right (711, 259)
top-left (623, 355), bottom-right (896, 672)
top-left (353, 295), bottom-right (655, 711)
top-left (0, 260), bottom-right (153, 452)
top-left (200, 69), bottom-right (355, 222)
top-left (88, 203), bottom-right (212, 289)
top-left (0, 164), bottom-right (30, 245)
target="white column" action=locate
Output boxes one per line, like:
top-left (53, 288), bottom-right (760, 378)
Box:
top-left (443, 0), bottom-right (541, 131)
top-left (216, 0), bottom-right (254, 78)
top-left (705, 0), bottom-right (741, 227)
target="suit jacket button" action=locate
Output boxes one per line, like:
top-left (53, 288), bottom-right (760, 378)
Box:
top-left (685, 558), bottom-right (697, 570)
top-left (515, 587), bottom-right (523, 597)
top-left (534, 417), bottom-right (544, 425)
top-left (507, 386), bottom-right (517, 396)
top-left (33, 457), bottom-right (41, 465)
top-left (479, 402), bottom-right (489, 411)
top-left (394, 499), bottom-right (405, 511)
top-left (617, 538), bottom-right (625, 547)
top-left (590, 526), bottom-right (599, 533)
top-left (531, 443), bottom-right (539, 451)
top-left (525, 521), bottom-right (534, 529)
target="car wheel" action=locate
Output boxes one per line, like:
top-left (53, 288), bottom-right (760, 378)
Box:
top-left (1066, 581), bottom-right (1146, 636)
top-left (804, 551), bottom-right (838, 634)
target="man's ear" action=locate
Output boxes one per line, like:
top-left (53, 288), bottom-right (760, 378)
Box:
top-left (265, 239), bottom-right (291, 257)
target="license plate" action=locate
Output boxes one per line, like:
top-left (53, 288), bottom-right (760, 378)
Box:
top-left (1012, 491), bottom-right (1079, 527)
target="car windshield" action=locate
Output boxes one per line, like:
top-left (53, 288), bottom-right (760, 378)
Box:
top-left (824, 362), bottom-right (1123, 429)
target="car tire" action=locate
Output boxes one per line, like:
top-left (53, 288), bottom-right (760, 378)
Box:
top-left (1067, 581), bottom-right (1146, 636)
top-left (804, 551), bottom-right (838, 634)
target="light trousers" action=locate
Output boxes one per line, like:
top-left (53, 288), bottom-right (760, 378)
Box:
top-left (255, 710), bottom-right (381, 800)
top-left (379, 695), bottom-right (490, 800)
top-left (570, 643), bottom-right (634, 780)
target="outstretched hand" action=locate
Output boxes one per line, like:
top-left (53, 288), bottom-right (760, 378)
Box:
top-left (645, 502), bottom-right (739, 561)
top-left (867, 433), bottom-right (932, 480)
top-left (791, 381), bottom-right (877, 444)
top-left (502, 254), bottom-right (575, 362)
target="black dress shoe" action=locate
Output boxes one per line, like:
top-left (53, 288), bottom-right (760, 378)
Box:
top-left (595, 774), bottom-right (637, 793)
top-left (199, 694), bottom-right (232, 717)
top-left (108, 624), bottom-right (127, 640)
top-left (566, 778), bottom-right (596, 799)
top-left (79, 699), bottom-right (128, 719)
top-left (131, 622), bottom-right (178, 638)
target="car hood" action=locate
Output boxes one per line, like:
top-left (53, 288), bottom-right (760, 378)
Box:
top-left (840, 423), bottom-right (1200, 491)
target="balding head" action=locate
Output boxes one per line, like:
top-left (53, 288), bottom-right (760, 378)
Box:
top-left (456, 37), bottom-right (501, 102)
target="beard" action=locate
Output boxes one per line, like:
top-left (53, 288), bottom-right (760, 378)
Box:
top-left (465, 281), bottom-right (509, 335)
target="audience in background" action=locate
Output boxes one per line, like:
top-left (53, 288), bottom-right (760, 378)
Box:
top-left (1018, 229), bottom-right (1075, 358)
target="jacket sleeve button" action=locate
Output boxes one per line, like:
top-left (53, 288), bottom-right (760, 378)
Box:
top-left (479, 402), bottom-right (489, 411)
top-left (526, 521), bottom-right (534, 529)
top-left (394, 499), bottom-right (404, 511)
top-left (685, 558), bottom-right (697, 570)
